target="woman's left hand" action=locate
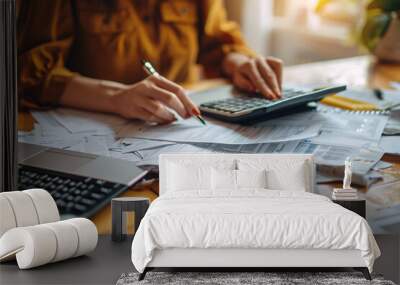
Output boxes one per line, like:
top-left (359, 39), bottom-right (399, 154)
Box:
top-left (224, 53), bottom-right (283, 100)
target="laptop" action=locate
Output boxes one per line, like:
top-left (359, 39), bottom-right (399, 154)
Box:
top-left (18, 142), bottom-right (148, 219)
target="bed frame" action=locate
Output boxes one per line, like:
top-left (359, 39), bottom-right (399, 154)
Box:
top-left (139, 248), bottom-right (371, 280)
top-left (137, 154), bottom-right (372, 281)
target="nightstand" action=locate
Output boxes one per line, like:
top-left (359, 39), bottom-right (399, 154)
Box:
top-left (111, 197), bottom-right (150, 242)
top-left (332, 199), bottom-right (366, 218)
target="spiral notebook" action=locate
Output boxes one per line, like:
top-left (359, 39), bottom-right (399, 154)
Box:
top-left (317, 104), bottom-right (391, 116)
top-left (319, 88), bottom-right (400, 116)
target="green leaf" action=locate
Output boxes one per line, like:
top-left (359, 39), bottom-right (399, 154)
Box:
top-left (368, 0), bottom-right (400, 12)
top-left (361, 12), bottom-right (392, 51)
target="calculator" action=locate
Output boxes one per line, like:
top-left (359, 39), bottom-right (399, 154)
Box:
top-left (198, 85), bottom-right (347, 123)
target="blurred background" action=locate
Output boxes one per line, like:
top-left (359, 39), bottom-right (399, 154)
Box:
top-left (225, 0), bottom-right (399, 65)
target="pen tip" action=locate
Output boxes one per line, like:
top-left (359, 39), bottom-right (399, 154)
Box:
top-left (197, 115), bottom-right (206, 125)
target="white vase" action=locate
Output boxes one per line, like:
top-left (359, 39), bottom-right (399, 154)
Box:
top-left (373, 14), bottom-right (400, 63)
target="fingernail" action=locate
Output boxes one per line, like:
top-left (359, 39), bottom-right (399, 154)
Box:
top-left (266, 92), bottom-right (274, 99)
top-left (191, 108), bottom-right (200, 116)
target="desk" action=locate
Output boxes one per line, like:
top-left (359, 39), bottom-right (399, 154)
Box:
top-left (18, 56), bottom-right (400, 234)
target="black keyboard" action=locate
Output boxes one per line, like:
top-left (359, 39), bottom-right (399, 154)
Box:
top-left (18, 165), bottom-right (129, 218)
top-left (200, 85), bottom-right (347, 123)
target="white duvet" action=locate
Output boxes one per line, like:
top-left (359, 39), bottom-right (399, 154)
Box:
top-left (131, 190), bottom-right (380, 273)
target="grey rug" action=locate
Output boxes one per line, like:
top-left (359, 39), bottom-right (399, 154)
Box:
top-left (116, 272), bottom-right (396, 285)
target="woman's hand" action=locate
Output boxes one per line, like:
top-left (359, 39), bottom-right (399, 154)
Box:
top-left (61, 74), bottom-right (200, 125)
top-left (223, 53), bottom-right (283, 100)
top-left (110, 75), bottom-right (200, 124)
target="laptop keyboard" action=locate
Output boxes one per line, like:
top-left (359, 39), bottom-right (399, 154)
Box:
top-left (200, 88), bottom-right (307, 114)
top-left (18, 165), bottom-right (129, 217)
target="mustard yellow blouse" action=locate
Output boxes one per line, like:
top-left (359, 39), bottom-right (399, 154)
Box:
top-left (17, 0), bottom-right (255, 106)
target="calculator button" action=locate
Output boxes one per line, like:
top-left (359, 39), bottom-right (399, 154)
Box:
top-left (201, 87), bottom-right (312, 117)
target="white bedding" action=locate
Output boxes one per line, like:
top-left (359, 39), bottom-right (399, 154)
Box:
top-left (131, 190), bottom-right (380, 273)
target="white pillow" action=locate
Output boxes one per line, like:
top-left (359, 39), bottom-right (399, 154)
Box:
top-left (211, 169), bottom-right (268, 191)
top-left (237, 158), bottom-right (308, 191)
top-left (266, 168), bottom-right (306, 191)
top-left (211, 168), bottom-right (237, 190)
top-left (236, 169), bottom-right (267, 189)
top-left (167, 163), bottom-right (211, 191)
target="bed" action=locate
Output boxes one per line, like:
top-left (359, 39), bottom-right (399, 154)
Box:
top-left (131, 154), bottom-right (380, 281)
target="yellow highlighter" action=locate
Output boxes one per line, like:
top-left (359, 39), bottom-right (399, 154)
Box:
top-left (320, 95), bottom-right (378, 111)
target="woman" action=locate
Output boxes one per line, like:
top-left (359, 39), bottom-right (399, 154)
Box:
top-left (18, 0), bottom-right (283, 124)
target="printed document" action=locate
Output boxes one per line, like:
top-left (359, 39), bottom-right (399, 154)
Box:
top-left (51, 108), bottom-right (128, 134)
top-left (338, 88), bottom-right (400, 109)
top-left (112, 138), bottom-right (175, 153)
top-left (270, 109), bottom-right (388, 147)
top-left (118, 117), bottom-right (322, 145)
top-left (379, 136), bottom-right (400, 155)
top-left (66, 136), bottom-right (111, 156)
top-left (18, 124), bottom-right (83, 149)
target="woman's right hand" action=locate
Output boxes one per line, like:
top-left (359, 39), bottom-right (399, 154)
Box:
top-left (110, 75), bottom-right (200, 124)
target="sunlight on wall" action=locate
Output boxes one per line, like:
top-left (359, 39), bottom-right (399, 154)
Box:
top-left (225, 0), bottom-right (365, 65)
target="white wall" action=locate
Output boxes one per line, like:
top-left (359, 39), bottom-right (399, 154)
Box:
top-left (225, 0), bottom-right (362, 65)
top-left (225, 0), bottom-right (273, 56)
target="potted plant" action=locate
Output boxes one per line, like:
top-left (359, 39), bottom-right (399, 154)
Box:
top-left (316, 0), bottom-right (400, 62)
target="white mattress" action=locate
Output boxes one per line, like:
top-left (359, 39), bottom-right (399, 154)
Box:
top-left (131, 190), bottom-right (380, 273)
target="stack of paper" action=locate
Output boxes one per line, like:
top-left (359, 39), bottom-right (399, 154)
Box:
top-left (383, 109), bottom-right (400, 135)
top-left (332, 188), bottom-right (359, 200)
top-left (271, 106), bottom-right (389, 148)
top-left (118, 116), bottom-right (322, 145)
top-left (380, 136), bottom-right (400, 155)
top-left (379, 109), bottom-right (400, 155)
top-left (366, 179), bottom-right (400, 234)
top-left (17, 87), bottom-right (399, 188)
top-left (19, 109), bottom-right (122, 154)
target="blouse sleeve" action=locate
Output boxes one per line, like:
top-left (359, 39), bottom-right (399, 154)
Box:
top-left (18, 0), bottom-right (77, 107)
top-left (197, 0), bottom-right (256, 76)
